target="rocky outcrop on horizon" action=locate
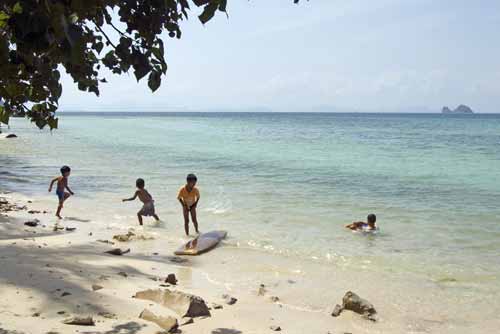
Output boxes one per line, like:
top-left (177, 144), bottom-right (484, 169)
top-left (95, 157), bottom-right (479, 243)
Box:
top-left (442, 104), bottom-right (474, 114)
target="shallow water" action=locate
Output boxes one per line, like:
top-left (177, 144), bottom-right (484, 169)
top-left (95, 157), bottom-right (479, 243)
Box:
top-left (1, 112), bottom-right (500, 332)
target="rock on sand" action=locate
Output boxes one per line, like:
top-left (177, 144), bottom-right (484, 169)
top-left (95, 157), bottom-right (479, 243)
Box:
top-left (332, 291), bottom-right (377, 321)
top-left (139, 309), bottom-right (178, 332)
top-left (134, 289), bottom-right (211, 318)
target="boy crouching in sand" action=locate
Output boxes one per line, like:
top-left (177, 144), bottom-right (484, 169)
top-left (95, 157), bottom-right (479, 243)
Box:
top-left (122, 178), bottom-right (160, 225)
top-left (346, 214), bottom-right (377, 231)
top-left (177, 174), bottom-right (200, 236)
top-left (48, 165), bottom-right (74, 219)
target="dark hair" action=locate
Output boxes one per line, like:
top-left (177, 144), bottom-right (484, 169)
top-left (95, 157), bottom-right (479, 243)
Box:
top-left (136, 178), bottom-right (145, 188)
top-left (186, 173), bottom-right (197, 182)
top-left (367, 214), bottom-right (376, 224)
top-left (60, 165), bottom-right (71, 175)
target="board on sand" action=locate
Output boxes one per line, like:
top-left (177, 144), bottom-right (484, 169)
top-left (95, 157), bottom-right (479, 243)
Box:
top-left (174, 230), bottom-right (227, 256)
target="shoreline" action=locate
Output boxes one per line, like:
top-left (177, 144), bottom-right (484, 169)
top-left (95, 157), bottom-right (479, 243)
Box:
top-left (0, 193), bottom-right (354, 334)
top-left (1, 190), bottom-right (499, 333)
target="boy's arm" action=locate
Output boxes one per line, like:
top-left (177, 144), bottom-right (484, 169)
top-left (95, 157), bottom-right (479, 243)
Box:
top-left (177, 188), bottom-right (187, 207)
top-left (65, 184), bottom-right (74, 195)
top-left (345, 222), bottom-right (363, 230)
top-left (122, 191), bottom-right (138, 202)
top-left (48, 177), bottom-right (58, 192)
top-left (192, 191), bottom-right (200, 208)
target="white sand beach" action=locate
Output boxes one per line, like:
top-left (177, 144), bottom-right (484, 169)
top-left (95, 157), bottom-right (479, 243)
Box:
top-left (0, 192), bottom-right (371, 334)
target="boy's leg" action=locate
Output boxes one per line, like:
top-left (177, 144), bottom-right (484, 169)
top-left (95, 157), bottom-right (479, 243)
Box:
top-left (56, 202), bottom-right (63, 219)
top-left (183, 206), bottom-right (190, 235)
top-left (56, 192), bottom-right (70, 218)
top-left (153, 214), bottom-right (160, 221)
top-left (137, 212), bottom-right (143, 226)
top-left (190, 207), bottom-right (199, 234)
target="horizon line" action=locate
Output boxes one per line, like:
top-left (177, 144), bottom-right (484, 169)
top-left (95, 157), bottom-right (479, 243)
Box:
top-left (57, 110), bottom-right (494, 115)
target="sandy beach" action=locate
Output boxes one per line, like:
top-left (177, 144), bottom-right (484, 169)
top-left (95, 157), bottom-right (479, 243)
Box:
top-left (0, 192), bottom-right (377, 334)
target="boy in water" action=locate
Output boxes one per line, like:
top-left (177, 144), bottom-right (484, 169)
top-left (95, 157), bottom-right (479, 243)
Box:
top-left (177, 174), bottom-right (200, 236)
top-left (48, 165), bottom-right (74, 219)
top-left (122, 178), bottom-right (160, 225)
top-left (345, 214), bottom-right (377, 231)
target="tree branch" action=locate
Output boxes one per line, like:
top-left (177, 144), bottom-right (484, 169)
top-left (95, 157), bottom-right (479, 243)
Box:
top-left (109, 21), bottom-right (126, 37)
top-left (93, 21), bottom-right (116, 48)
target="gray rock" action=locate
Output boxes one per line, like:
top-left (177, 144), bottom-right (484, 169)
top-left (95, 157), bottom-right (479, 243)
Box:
top-left (222, 294), bottom-right (237, 305)
top-left (269, 296), bottom-right (280, 303)
top-left (62, 316), bottom-right (95, 326)
top-left (167, 256), bottom-right (188, 264)
top-left (91, 284), bottom-right (103, 291)
top-left (97, 239), bottom-right (115, 245)
top-left (113, 232), bottom-right (135, 242)
top-left (331, 304), bottom-right (343, 317)
top-left (105, 248), bottom-right (130, 256)
top-left (139, 309), bottom-right (178, 332)
top-left (135, 289), bottom-right (210, 318)
top-left (5, 134), bottom-right (17, 138)
top-left (270, 325), bottom-right (281, 331)
top-left (454, 104), bottom-right (474, 114)
top-left (165, 274), bottom-right (177, 285)
top-left (342, 291), bottom-right (377, 321)
top-left (24, 219), bottom-right (40, 227)
top-left (442, 104), bottom-right (474, 114)
top-left (97, 311), bottom-right (116, 319)
top-left (441, 106), bottom-right (452, 113)
top-left (211, 303), bottom-right (223, 310)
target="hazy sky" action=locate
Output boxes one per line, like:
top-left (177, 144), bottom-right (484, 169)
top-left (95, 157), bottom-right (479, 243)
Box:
top-left (59, 0), bottom-right (500, 112)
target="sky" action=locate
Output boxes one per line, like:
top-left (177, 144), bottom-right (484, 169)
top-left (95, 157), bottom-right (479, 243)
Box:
top-left (59, 0), bottom-right (500, 113)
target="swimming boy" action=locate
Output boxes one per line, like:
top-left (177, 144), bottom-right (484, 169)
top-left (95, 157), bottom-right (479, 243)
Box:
top-left (345, 214), bottom-right (377, 231)
top-left (48, 165), bottom-right (74, 219)
top-left (177, 174), bottom-right (200, 236)
top-left (122, 178), bottom-right (160, 225)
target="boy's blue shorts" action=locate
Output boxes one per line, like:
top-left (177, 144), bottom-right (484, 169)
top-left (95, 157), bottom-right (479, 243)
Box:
top-left (56, 189), bottom-right (65, 201)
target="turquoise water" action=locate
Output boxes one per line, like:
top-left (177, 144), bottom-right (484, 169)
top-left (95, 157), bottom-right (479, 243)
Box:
top-left (2, 113), bottom-right (500, 324)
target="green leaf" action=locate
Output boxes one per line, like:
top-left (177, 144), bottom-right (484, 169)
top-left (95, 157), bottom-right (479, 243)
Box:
top-left (151, 47), bottom-right (163, 61)
top-left (192, 0), bottom-right (211, 6)
top-left (198, 3), bottom-right (218, 24)
top-left (133, 64), bottom-right (150, 81)
top-left (148, 70), bottom-right (161, 92)
top-left (47, 117), bottom-right (59, 130)
top-left (219, 0), bottom-right (227, 12)
top-left (69, 13), bottom-right (79, 24)
top-left (95, 41), bottom-right (104, 54)
top-left (54, 83), bottom-right (62, 99)
top-left (0, 106), bottom-right (10, 125)
top-left (0, 11), bottom-right (9, 28)
top-left (12, 2), bottom-right (23, 14)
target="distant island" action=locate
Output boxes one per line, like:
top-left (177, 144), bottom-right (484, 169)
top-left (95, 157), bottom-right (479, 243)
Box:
top-left (441, 105), bottom-right (475, 114)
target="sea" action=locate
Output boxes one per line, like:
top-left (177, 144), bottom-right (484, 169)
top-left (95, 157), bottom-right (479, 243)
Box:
top-left (1, 112), bottom-right (499, 333)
